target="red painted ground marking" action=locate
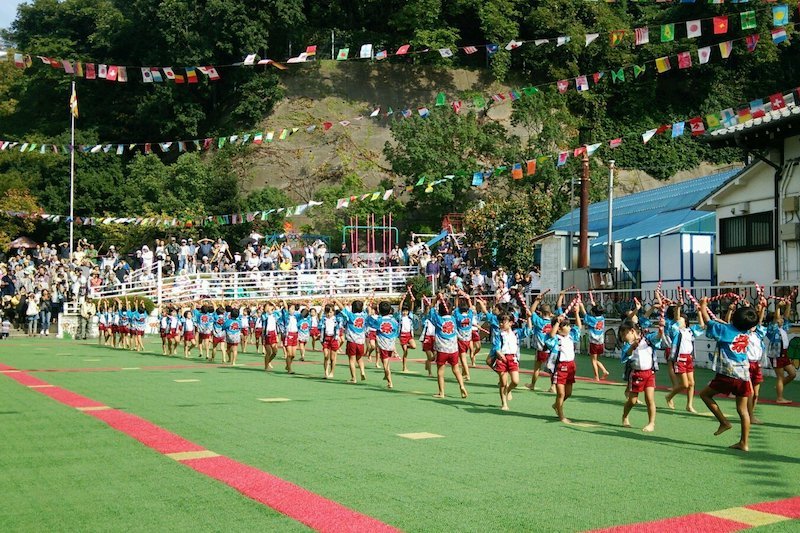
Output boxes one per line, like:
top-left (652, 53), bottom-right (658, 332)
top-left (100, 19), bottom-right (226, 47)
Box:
top-left (747, 496), bottom-right (800, 519)
top-left (0, 365), bottom-right (400, 532)
top-left (587, 496), bottom-right (800, 532)
top-left (184, 455), bottom-right (399, 533)
top-left (85, 409), bottom-right (205, 455)
top-left (2, 371), bottom-right (51, 387)
top-left (36, 386), bottom-right (107, 408)
top-left (589, 513), bottom-right (748, 533)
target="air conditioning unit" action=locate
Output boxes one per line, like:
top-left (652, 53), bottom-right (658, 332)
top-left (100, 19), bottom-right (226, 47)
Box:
top-left (780, 222), bottom-right (800, 241)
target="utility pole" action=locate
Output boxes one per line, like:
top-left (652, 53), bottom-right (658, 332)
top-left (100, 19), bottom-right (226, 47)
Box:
top-left (607, 160), bottom-right (615, 269)
top-left (578, 153), bottom-right (590, 268)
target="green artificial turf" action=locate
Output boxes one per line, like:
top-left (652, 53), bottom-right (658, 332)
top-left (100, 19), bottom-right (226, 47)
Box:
top-left (0, 336), bottom-right (798, 532)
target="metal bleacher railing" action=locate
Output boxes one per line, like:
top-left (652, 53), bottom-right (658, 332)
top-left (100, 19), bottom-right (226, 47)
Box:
top-left (91, 263), bottom-right (421, 305)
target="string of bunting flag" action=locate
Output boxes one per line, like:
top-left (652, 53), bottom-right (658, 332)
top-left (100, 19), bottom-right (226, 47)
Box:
top-left (3, 85), bottom-right (797, 227)
top-left (1, 26), bottom-right (793, 157)
top-left (7, 4), bottom-right (792, 81)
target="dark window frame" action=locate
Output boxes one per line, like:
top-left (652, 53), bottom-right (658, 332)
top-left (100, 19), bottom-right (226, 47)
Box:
top-left (719, 211), bottom-right (773, 254)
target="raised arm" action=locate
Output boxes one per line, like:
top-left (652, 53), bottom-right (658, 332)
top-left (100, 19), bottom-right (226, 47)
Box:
top-left (698, 296), bottom-right (711, 325)
top-left (574, 305), bottom-right (582, 330)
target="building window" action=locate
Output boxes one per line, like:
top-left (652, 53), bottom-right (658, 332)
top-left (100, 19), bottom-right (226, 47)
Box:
top-left (719, 211), bottom-right (773, 254)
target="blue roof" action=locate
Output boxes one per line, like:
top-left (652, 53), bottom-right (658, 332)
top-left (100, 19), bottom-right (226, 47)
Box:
top-left (550, 168), bottom-right (741, 244)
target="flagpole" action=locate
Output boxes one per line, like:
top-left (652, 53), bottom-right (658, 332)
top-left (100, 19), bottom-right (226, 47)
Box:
top-left (69, 80), bottom-right (76, 261)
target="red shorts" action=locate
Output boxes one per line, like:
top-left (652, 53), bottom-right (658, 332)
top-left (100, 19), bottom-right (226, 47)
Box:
top-left (285, 332), bottom-right (298, 347)
top-left (553, 360), bottom-right (576, 385)
top-left (422, 335), bottom-right (434, 352)
top-left (241, 328), bottom-right (249, 337)
top-left (227, 342), bottom-right (239, 348)
top-left (213, 336), bottom-right (225, 345)
top-left (110, 325), bottom-right (119, 333)
top-left (665, 346), bottom-right (672, 360)
top-left (436, 351), bottom-right (459, 367)
top-left (254, 328), bottom-right (263, 338)
top-left (136, 330), bottom-right (144, 337)
top-left (771, 349), bottom-right (791, 369)
top-left (536, 350), bottom-right (549, 363)
top-left (494, 354), bottom-right (519, 373)
top-left (749, 362), bottom-right (763, 385)
top-left (265, 330), bottom-right (277, 345)
top-left (160, 330), bottom-right (168, 339)
top-left (379, 348), bottom-right (394, 360)
top-left (367, 330), bottom-right (377, 341)
top-left (310, 327), bottom-right (320, 339)
top-left (673, 354), bottom-right (694, 374)
top-left (98, 324), bottom-right (107, 332)
top-left (323, 336), bottom-right (340, 351)
top-left (400, 332), bottom-right (412, 346)
top-left (183, 332), bottom-right (195, 342)
top-left (457, 339), bottom-right (471, 355)
top-left (471, 330), bottom-right (481, 342)
top-left (589, 342), bottom-right (604, 356)
top-left (628, 369), bottom-right (656, 393)
top-left (199, 332), bottom-right (211, 340)
top-left (119, 326), bottom-right (129, 335)
top-left (346, 341), bottom-right (365, 358)
top-left (709, 374), bottom-right (752, 397)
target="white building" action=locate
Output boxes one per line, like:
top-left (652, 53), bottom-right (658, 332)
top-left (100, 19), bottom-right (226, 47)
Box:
top-left (697, 96), bottom-right (800, 286)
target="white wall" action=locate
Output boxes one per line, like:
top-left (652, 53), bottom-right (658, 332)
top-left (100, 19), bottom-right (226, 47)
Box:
top-left (717, 250), bottom-right (775, 285)
top-left (539, 235), bottom-right (566, 292)
top-left (640, 233), bottom-right (714, 291)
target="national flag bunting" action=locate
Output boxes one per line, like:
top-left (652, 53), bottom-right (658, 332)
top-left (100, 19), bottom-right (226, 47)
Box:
top-left (689, 117), bottom-right (706, 136)
top-left (655, 57), bottom-right (671, 73)
top-left (773, 4), bottom-right (789, 27)
top-left (463, 46), bottom-right (478, 54)
top-left (661, 24), bottom-right (675, 42)
top-left (610, 30), bottom-right (625, 47)
top-left (686, 20), bottom-right (702, 39)
top-left (740, 11), bottom-right (756, 31)
top-left (698, 47), bottom-right (711, 64)
top-left (714, 16), bottom-right (729, 35)
top-left (511, 163), bottom-right (523, 180)
top-left (772, 28), bottom-right (788, 44)
top-left (746, 34), bottom-right (760, 52)
top-left (336, 48), bottom-right (349, 60)
top-left (635, 27), bottom-right (649, 46)
top-left (677, 52), bottom-right (692, 69)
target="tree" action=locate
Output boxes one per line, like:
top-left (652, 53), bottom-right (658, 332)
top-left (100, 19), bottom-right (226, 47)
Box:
top-left (384, 106), bottom-right (519, 230)
top-left (0, 188), bottom-right (43, 249)
top-left (463, 192), bottom-right (553, 272)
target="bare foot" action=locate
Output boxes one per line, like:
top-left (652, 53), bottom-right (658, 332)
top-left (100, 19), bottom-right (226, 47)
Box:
top-left (642, 424), bottom-right (655, 433)
top-left (686, 406), bottom-right (698, 414)
top-left (729, 441), bottom-right (749, 452)
top-left (525, 383), bottom-right (535, 391)
top-left (601, 372), bottom-right (609, 380)
top-left (460, 388), bottom-right (468, 399)
top-left (433, 393), bottom-right (445, 398)
top-left (507, 392), bottom-right (513, 401)
top-left (560, 417), bottom-right (572, 424)
top-left (714, 423), bottom-right (732, 436)
top-left (500, 404), bottom-right (509, 411)
top-left (387, 382), bottom-right (393, 389)
top-left (360, 373), bottom-right (366, 381)
top-left (751, 416), bottom-right (763, 425)
top-left (622, 419), bottom-right (632, 428)
top-left (593, 377), bottom-right (600, 382)
top-left (348, 378), bottom-right (357, 383)
top-left (776, 398), bottom-right (793, 404)
top-left (665, 396), bottom-right (675, 410)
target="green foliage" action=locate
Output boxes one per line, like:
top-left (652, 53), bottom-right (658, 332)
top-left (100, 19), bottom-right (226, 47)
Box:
top-left (405, 274), bottom-right (433, 301)
top-left (463, 192), bottom-right (553, 271)
top-left (2, 0), bottom-right (800, 249)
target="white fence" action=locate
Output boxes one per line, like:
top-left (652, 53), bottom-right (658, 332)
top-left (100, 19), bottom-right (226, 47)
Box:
top-left (92, 264), bottom-right (420, 304)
